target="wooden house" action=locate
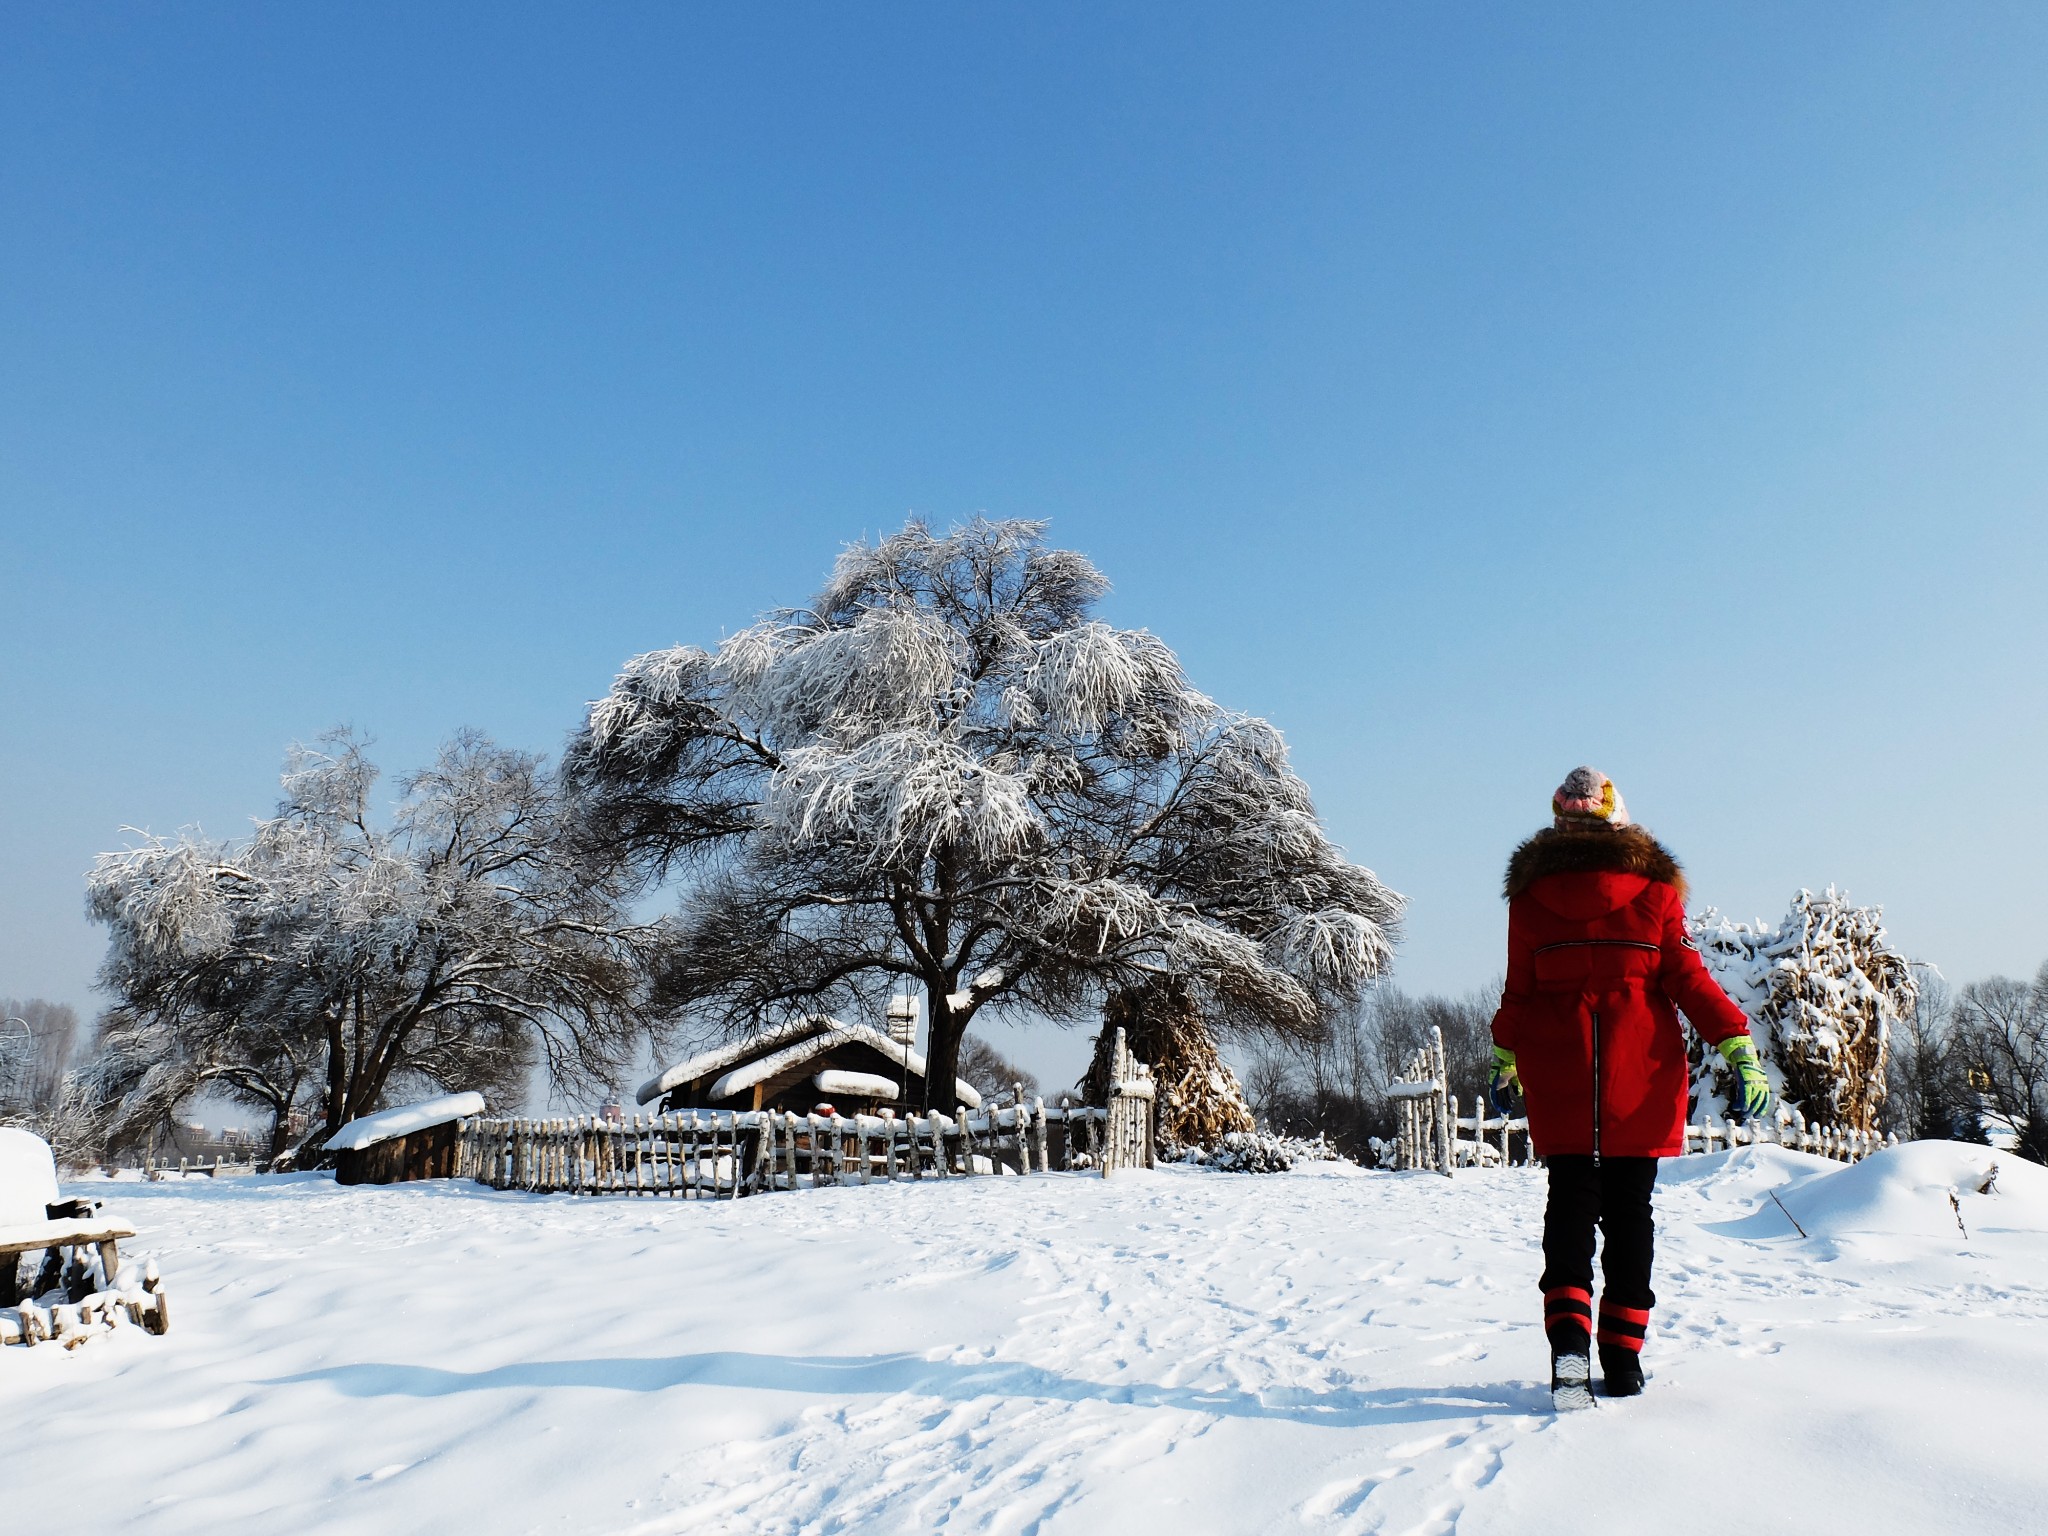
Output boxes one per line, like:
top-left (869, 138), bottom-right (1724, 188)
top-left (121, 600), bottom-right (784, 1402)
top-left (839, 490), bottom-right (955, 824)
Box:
top-left (328, 1091), bottom-right (485, 1185)
top-left (636, 1017), bottom-right (984, 1116)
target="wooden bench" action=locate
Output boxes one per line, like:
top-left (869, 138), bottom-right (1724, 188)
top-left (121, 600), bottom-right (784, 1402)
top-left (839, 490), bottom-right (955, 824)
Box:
top-left (0, 1215), bottom-right (139, 1292)
top-left (3, 1130), bottom-right (167, 1341)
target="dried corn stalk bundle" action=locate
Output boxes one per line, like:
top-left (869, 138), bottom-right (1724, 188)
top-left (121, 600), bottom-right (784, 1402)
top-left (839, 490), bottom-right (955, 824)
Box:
top-left (1691, 888), bottom-right (1916, 1134)
top-left (1085, 979), bottom-right (1255, 1151)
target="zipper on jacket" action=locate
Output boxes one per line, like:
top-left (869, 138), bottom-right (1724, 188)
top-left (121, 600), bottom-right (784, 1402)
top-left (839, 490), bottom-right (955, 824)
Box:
top-left (1591, 1007), bottom-right (1602, 1167)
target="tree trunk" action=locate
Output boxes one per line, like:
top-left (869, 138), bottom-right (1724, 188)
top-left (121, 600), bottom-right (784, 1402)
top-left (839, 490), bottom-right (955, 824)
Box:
top-left (923, 994), bottom-right (966, 1114)
top-left (323, 1009), bottom-right (348, 1136)
top-left (267, 1098), bottom-right (293, 1161)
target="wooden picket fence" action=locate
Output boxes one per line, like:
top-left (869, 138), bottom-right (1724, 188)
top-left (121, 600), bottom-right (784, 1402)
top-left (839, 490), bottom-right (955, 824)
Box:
top-left (457, 1031), bottom-right (1157, 1198)
top-left (1444, 1110), bottom-right (1896, 1169)
top-left (456, 1101), bottom-right (1127, 1196)
top-left (1388, 1024), bottom-right (1898, 1174)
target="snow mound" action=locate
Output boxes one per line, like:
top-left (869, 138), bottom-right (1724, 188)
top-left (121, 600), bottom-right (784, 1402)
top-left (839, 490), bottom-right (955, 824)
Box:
top-left (1655, 1141), bottom-right (1835, 1189)
top-left (1774, 1142), bottom-right (2048, 1240)
top-left (0, 1127), bottom-right (60, 1225)
top-left (326, 1092), bottom-right (485, 1152)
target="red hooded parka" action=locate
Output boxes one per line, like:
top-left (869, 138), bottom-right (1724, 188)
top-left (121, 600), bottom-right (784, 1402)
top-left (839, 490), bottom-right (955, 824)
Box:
top-left (1491, 825), bottom-right (1750, 1159)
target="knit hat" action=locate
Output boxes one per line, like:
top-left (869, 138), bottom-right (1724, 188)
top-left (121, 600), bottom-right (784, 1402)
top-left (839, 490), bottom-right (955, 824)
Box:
top-left (1552, 766), bottom-right (1630, 829)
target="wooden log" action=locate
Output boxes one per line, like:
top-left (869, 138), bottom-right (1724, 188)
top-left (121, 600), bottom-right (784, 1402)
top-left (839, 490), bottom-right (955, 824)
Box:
top-left (1032, 1097), bottom-right (1049, 1175)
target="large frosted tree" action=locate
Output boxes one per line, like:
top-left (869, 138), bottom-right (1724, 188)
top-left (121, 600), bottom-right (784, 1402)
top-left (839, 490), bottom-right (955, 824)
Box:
top-left (87, 731), bottom-right (660, 1156)
top-left (567, 517), bottom-right (1402, 1109)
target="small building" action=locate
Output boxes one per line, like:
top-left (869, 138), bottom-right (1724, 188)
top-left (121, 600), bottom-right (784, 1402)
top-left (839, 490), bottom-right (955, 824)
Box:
top-left (327, 1092), bottom-right (485, 1185)
top-left (637, 1017), bottom-right (983, 1117)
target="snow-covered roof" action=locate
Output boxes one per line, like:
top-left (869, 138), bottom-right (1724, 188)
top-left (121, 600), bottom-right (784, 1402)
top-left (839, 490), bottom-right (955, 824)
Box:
top-left (638, 1017), bottom-right (982, 1110)
top-left (814, 1069), bottom-right (901, 1100)
top-left (635, 1016), bottom-right (828, 1104)
top-left (326, 1092), bottom-right (486, 1152)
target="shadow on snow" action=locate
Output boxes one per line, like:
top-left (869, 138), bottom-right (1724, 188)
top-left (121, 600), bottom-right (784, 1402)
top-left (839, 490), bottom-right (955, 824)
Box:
top-left (269, 1351), bottom-right (1545, 1426)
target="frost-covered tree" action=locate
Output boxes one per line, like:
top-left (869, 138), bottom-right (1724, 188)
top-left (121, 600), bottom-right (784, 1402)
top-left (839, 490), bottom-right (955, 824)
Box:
top-left (0, 999), bottom-right (94, 1159)
top-left (0, 998), bottom-right (80, 1118)
top-left (1882, 969), bottom-right (1983, 1142)
top-left (1954, 966), bottom-right (2048, 1164)
top-left (1239, 982), bottom-right (1496, 1160)
top-left (957, 1034), bottom-right (1039, 1104)
top-left (86, 731), bottom-right (661, 1156)
top-left (567, 518), bottom-right (1402, 1110)
top-left (1690, 888), bottom-right (1916, 1132)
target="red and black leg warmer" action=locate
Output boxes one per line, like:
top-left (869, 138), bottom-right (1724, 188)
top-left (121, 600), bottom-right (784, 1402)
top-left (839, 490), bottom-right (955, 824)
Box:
top-left (1597, 1300), bottom-right (1650, 1355)
top-left (1543, 1285), bottom-right (1593, 1353)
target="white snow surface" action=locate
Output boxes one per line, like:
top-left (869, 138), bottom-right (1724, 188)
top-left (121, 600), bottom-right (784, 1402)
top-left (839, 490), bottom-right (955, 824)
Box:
top-left (7, 1143), bottom-right (2046, 1533)
top-left (0, 1127), bottom-right (60, 1225)
top-left (324, 1092), bottom-right (485, 1152)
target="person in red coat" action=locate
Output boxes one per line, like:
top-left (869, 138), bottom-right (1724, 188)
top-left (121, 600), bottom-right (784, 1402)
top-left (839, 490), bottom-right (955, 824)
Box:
top-left (1489, 767), bottom-right (1773, 1408)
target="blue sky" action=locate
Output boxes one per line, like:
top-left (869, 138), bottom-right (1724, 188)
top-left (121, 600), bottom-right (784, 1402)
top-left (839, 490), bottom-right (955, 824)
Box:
top-left (4, 4), bottom-right (2044, 1094)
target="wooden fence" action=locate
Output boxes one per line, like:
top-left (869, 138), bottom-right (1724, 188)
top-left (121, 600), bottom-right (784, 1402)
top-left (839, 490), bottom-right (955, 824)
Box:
top-left (1447, 1111), bottom-right (1896, 1168)
top-left (1386, 1026), bottom-right (1455, 1176)
top-left (1389, 1024), bottom-right (1898, 1174)
top-left (457, 1032), bottom-right (1156, 1198)
top-left (458, 1102), bottom-right (1113, 1196)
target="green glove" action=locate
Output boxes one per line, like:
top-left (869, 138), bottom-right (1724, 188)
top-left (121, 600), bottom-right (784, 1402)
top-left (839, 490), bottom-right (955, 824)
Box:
top-left (1718, 1036), bottom-right (1774, 1121)
top-left (1488, 1045), bottom-right (1519, 1115)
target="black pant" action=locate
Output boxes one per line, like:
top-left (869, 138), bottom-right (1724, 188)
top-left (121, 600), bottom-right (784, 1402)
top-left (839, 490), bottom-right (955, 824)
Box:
top-left (1540, 1155), bottom-right (1657, 1355)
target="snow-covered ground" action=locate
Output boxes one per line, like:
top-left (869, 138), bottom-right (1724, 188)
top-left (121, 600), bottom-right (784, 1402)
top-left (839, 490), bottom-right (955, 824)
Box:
top-left (6, 1144), bottom-right (2044, 1534)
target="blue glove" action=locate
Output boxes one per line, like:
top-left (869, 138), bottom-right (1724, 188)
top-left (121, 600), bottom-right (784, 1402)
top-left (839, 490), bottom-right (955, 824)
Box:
top-left (1488, 1045), bottom-right (1519, 1115)
top-left (1718, 1036), bottom-right (1774, 1121)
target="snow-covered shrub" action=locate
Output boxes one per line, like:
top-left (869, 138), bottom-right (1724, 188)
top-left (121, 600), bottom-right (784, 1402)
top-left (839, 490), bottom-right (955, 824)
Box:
top-left (1690, 888), bottom-right (1915, 1133)
top-left (1174, 1129), bottom-right (1344, 1173)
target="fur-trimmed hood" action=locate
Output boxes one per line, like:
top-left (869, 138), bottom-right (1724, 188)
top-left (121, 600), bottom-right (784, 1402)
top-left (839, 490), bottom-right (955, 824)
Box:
top-left (1504, 824), bottom-right (1686, 903)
